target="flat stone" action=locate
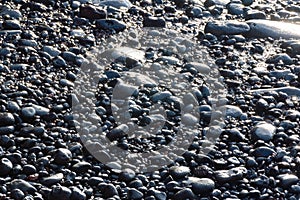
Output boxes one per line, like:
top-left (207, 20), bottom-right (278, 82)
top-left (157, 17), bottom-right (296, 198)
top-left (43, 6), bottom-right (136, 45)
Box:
top-left (214, 167), bottom-right (247, 183)
top-left (205, 21), bottom-right (250, 36)
top-left (250, 87), bottom-right (300, 97)
top-left (95, 19), bottom-right (126, 32)
top-left (223, 105), bottom-right (243, 118)
top-left (169, 166), bottom-right (190, 180)
top-left (10, 179), bottom-right (37, 194)
top-left (40, 173), bottom-right (64, 186)
top-left (278, 174), bottom-right (299, 188)
top-left (245, 20), bottom-right (300, 39)
top-left (0, 113), bottom-right (15, 127)
top-left (80, 4), bottom-right (106, 20)
top-left (3, 20), bottom-right (21, 30)
top-left (98, 0), bottom-right (132, 9)
top-left (143, 17), bottom-right (166, 27)
top-left (252, 146), bottom-right (275, 157)
top-left (188, 177), bottom-right (215, 195)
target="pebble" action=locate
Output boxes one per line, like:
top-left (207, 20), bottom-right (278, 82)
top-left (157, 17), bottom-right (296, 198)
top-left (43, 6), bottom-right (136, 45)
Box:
top-left (251, 87), bottom-right (300, 97)
top-left (278, 174), bottom-right (299, 188)
top-left (189, 177), bottom-right (215, 195)
top-left (227, 3), bottom-right (244, 15)
top-left (0, 158), bottom-right (13, 176)
top-left (245, 20), bottom-right (300, 39)
top-left (128, 188), bottom-right (143, 199)
top-left (10, 179), bottom-right (37, 194)
top-left (72, 161), bottom-right (91, 173)
top-left (143, 17), bottom-right (166, 27)
top-left (40, 173), bottom-right (64, 186)
top-left (48, 186), bottom-right (72, 200)
top-left (53, 148), bottom-right (72, 165)
top-left (98, 0), bottom-right (132, 9)
top-left (0, 113), bottom-right (15, 126)
top-left (3, 20), bottom-right (21, 30)
top-left (21, 107), bottom-right (36, 119)
top-left (0, 8), bottom-right (22, 18)
top-left (252, 146), bottom-right (275, 157)
top-left (96, 19), bottom-right (127, 32)
top-left (70, 187), bottom-right (86, 200)
top-left (106, 124), bottom-right (128, 141)
top-left (173, 188), bottom-right (195, 199)
top-left (205, 21), bottom-right (250, 36)
top-left (251, 122), bottom-right (276, 142)
top-left (98, 183), bottom-right (118, 198)
top-left (10, 189), bottom-right (25, 200)
top-left (266, 53), bottom-right (293, 65)
top-left (169, 166), bottom-right (190, 180)
top-left (214, 167), bottom-right (246, 182)
top-left (223, 105), bottom-right (243, 118)
top-left (80, 4), bottom-right (106, 20)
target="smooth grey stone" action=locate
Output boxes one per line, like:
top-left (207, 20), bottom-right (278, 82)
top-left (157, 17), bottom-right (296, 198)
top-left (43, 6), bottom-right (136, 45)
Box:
top-left (10, 179), bottom-right (37, 194)
top-left (245, 20), bottom-right (300, 39)
top-left (169, 166), bottom-right (190, 180)
top-left (40, 173), bottom-right (64, 186)
top-left (242, 0), bottom-right (253, 6)
top-left (106, 124), bottom-right (128, 141)
top-left (98, 183), bottom-right (118, 198)
top-left (250, 87), bottom-right (300, 97)
top-left (42, 46), bottom-right (61, 57)
top-left (278, 174), bottom-right (299, 188)
top-left (3, 20), bottom-right (21, 30)
top-left (0, 126), bottom-right (14, 135)
top-left (269, 69), bottom-right (291, 79)
top-left (32, 104), bottom-right (50, 116)
top-left (227, 3), bottom-right (244, 15)
top-left (53, 148), bottom-right (72, 165)
top-left (245, 10), bottom-right (266, 20)
top-left (266, 53), bottom-right (293, 65)
top-left (205, 21), bottom-right (250, 36)
top-left (189, 177), bottom-right (215, 194)
top-left (143, 17), bottom-right (166, 27)
top-left (48, 186), bottom-right (72, 200)
top-left (98, 0), bottom-right (132, 9)
top-left (173, 188), bottom-right (195, 199)
top-left (21, 107), bottom-right (36, 119)
top-left (53, 56), bottom-right (67, 67)
top-left (0, 113), bottom-right (15, 126)
top-left (19, 39), bottom-right (38, 47)
top-left (0, 158), bottom-right (12, 176)
top-left (184, 62), bottom-right (210, 74)
top-left (80, 4), bottom-right (106, 20)
top-left (10, 188), bottom-right (25, 200)
top-left (70, 187), bottom-right (86, 200)
top-left (252, 146), bottom-right (275, 157)
top-left (214, 167), bottom-right (247, 182)
top-left (281, 40), bottom-right (300, 56)
top-left (223, 105), bottom-right (243, 118)
top-left (10, 64), bottom-right (29, 71)
top-left (0, 8), bottom-right (22, 18)
top-left (0, 30), bottom-right (22, 35)
top-left (7, 101), bottom-right (20, 112)
top-left (127, 188), bottom-right (143, 200)
top-left (96, 19), bottom-right (126, 32)
top-left (251, 122), bottom-right (276, 142)
top-left (72, 161), bottom-right (91, 173)
top-left (204, 0), bottom-right (230, 7)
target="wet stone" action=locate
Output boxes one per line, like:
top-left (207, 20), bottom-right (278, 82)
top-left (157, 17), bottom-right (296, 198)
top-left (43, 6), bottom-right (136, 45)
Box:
top-left (40, 173), bottom-right (64, 186)
top-left (251, 122), bottom-right (276, 142)
top-left (96, 19), bottom-right (126, 32)
top-left (53, 148), bottom-right (72, 165)
top-left (48, 186), bottom-right (72, 200)
top-left (143, 17), bottom-right (166, 27)
top-left (10, 179), bottom-right (37, 194)
top-left (3, 20), bottom-right (21, 30)
top-left (0, 158), bottom-right (12, 176)
top-left (205, 21), bottom-right (250, 36)
top-left (80, 4), bottom-right (106, 20)
top-left (189, 177), bottom-right (215, 195)
top-left (0, 113), bottom-right (15, 126)
top-left (169, 166), bottom-right (190, 180)
top-left (252, 146), bottom-right (275, 157)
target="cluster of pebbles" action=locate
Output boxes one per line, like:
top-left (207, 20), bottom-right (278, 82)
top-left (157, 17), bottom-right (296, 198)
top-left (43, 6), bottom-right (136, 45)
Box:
top-left (0, 0), bottom-right (300, 199)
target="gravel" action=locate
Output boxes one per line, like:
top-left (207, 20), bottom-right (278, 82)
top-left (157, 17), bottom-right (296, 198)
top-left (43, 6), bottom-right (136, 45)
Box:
top-left (1, 0), bottom-right (300, 199)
